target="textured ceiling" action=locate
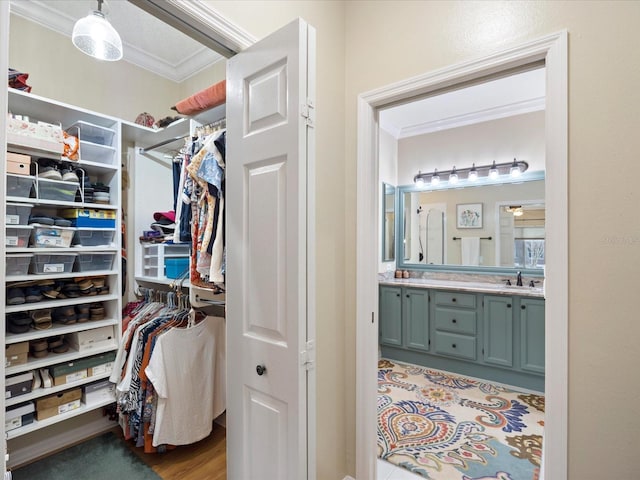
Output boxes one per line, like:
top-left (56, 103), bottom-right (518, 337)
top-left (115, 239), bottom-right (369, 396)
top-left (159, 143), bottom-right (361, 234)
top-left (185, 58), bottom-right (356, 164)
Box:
top-left (9, 0), bottom-right (224, 82)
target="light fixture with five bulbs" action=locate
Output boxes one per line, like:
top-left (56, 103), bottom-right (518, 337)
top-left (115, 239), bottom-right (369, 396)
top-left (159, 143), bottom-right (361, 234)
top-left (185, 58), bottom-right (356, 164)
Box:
top-left (413, 158), bottom-right (528, 187)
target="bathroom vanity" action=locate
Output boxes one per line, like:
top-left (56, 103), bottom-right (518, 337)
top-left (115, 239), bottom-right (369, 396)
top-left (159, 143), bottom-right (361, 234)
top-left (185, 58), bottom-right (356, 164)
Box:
top-left (379, 278), bottom-right (544, 391)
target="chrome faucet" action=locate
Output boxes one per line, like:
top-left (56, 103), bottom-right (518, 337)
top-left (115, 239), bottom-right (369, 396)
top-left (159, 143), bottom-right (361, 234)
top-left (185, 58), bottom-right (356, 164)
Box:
top-left (516, 271), bottom-right (523, 286)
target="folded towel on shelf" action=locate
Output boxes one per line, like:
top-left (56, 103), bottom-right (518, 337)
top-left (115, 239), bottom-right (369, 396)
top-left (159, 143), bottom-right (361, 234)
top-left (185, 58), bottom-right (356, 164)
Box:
top-left (173, 80), bottom-right (226, 116)
top-left (461, 237), bottom-right (480, 266)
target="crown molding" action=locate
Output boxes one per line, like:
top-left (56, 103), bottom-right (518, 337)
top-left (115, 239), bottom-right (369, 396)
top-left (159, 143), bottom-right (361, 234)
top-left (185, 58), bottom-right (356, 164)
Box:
top-left (9, 0), bottom-right (223, 83)
top-left (396, 96), bottom-right (546, 139)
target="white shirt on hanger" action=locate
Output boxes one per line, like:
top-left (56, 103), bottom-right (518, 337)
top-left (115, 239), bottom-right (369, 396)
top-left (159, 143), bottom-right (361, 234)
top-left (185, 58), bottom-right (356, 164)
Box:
top-left (145, 315), bottom-right (226, 446)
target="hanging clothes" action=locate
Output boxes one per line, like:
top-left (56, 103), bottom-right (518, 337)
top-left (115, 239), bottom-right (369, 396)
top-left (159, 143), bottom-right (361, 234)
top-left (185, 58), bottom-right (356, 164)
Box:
top-left (112, 298), bottom-right (225, 452)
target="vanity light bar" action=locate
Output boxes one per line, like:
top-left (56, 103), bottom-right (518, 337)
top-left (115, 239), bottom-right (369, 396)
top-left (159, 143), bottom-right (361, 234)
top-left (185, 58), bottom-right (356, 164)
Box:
top-left (413, 159), bottom-right (529, 186)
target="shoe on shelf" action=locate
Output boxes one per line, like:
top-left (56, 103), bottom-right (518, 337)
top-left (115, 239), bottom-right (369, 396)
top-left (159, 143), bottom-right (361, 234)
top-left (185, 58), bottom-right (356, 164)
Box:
top-left (38, 166), bottom-right (63, 181)
top-left (32, 370), bottom-right (42, 390)
top-left (39, 368), bottom-right (53, 388)
top-left (7, 287), bottom-right (26, 305)
top-left (61, 168), bottom-right (79, 183)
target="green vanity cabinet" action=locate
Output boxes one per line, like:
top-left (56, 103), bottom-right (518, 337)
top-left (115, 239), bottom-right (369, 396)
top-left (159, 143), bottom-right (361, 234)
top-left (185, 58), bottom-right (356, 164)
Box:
top-left (379, 283), bottom-right (545, 391)
top-left (403, 288), bottom-right (430, 351)
top-left (483, 295), bottom-right (514, 368)
top-left (519, 298), bottom-right (545, 374)
top-left (433, 291), bottom-right (478, 360)
top-left (379, 285), bottom-right (403, 346)
top-left (379, 285), bottom-right (429, 350)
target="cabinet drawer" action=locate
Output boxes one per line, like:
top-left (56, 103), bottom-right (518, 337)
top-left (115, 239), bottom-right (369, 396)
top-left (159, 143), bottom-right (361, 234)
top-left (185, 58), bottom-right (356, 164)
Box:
top-left (433, 291), bottom-right (476, 308)
top-left (434, 307), bottom-right (476, 335)
top-left (434, 331), bottom-right (476, 360)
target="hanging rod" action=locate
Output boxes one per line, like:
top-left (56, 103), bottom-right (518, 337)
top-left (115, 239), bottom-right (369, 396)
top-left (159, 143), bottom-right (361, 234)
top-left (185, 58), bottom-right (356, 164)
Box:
top-left (139, 134), bottom-right (187, 154)
top-left (452, 236), bottom-right (492, 240)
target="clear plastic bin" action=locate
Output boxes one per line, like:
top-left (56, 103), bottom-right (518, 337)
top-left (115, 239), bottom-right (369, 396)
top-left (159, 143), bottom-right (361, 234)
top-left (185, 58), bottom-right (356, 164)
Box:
top-left (76, 252), bottom-right (115, 272)
top-left (6, 226), bottom-right (33, 248)
top-left (6, 175), bottom-right (35, 199)
top-left (78, 141), bottom-right (116, 165)
top-left (73, 229), bottom-right (116, 247)
top-left (31, 253), bottom-right (77, 274)
top-left (37, 178), bottom-right (79, 203)
top-left (66, 121), bottom-right (115, 146)
top-left (31, 225), bottom-right (75, 248)
top-left (5, 203), bottom-right (34, 226)
top-left (6, 254), bottom-right (34, 276)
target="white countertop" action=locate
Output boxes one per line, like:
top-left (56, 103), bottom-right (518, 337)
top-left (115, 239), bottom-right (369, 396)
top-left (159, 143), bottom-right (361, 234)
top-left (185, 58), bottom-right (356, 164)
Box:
top-left (379, 277), bottom-right (545, 298)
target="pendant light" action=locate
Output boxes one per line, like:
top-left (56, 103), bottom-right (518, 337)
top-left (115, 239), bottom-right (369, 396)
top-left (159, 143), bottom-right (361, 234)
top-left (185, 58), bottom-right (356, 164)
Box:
top-left (72, 0), bottom-right (123, 62)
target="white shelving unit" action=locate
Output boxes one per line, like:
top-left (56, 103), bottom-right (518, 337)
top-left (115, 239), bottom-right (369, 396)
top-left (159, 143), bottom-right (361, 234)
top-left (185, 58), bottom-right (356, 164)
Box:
top-left (3, 89), bottom-right (122, 453)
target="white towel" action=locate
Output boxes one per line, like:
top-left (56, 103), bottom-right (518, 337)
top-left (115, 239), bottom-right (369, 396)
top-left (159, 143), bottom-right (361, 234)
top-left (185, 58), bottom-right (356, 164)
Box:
top-left (461, 237), bottom-right (480, 265)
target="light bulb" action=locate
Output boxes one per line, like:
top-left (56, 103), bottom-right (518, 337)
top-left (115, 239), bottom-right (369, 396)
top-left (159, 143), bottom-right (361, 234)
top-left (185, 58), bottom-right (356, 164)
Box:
top-left (489, 160), bottom-right (499, 180)
top-left (510, 158), bottom-right (522, 177)
top-left (415, 172), bottom-right (425, 186)
top-left (468, 163), bottom-right (478, 181)
top-left (431, 169), bottom-right (440, 185)
top-left (449, 167), bottom-right (459, 184)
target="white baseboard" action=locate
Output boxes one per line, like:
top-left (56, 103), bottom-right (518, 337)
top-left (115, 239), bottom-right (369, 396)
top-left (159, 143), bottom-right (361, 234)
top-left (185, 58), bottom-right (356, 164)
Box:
top-left (7, 415), bottom-right (114, 469)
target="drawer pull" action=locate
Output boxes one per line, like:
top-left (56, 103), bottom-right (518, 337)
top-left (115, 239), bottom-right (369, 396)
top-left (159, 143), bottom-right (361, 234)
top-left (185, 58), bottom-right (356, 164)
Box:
top-left (452, 343), bottom-right (456, 348)
top-left (521, 305), bottom-right (526, 310)
top-left (452, 319), bottom-right (457, 323)
top-left (406, 294), bottom-right (410, 298)
top-left (452, 298), bottom-right (456, 302)
top-left (507, 304), bottom-right (511, 308)
top-left (396, 293), bottom-right (400, 297)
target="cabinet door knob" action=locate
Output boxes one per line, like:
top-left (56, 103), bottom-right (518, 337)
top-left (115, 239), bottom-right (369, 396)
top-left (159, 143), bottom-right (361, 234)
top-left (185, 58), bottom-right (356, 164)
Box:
top-left (406, 294), bottom-right (410, 298)
top-left (452, 319), bottom-right (457, 323)
top-left (452, 298), bottom-right (456, 302)
top-left (396, 293), bottom-right (400, 297)
top-left (256, 365), bottom-right (267, 376)
top-left (452, 343), bottom-right (456, 348)
top-left (507, 304), bottom-right (511, 308)
top-left (521, 305), bottom-right (526, 310)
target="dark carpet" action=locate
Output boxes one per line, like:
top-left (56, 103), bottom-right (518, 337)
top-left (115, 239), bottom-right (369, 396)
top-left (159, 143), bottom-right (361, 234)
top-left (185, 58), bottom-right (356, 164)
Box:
top-left (12, 431), bottom-right (161, 480)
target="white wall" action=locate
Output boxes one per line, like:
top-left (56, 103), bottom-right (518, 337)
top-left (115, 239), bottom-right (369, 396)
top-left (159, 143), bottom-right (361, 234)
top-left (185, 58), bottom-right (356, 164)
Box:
top-left (397, 111), bottom-right (545, 185)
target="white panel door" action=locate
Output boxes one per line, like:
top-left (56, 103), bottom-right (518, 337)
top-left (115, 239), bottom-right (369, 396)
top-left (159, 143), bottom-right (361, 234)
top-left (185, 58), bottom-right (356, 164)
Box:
top-left (226, 19), bottom-right (315, 480)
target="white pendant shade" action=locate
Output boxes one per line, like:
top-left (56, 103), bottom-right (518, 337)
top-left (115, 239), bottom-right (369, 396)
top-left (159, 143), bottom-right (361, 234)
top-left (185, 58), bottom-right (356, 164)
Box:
top-left (72, 10), bottom-right (123, 61)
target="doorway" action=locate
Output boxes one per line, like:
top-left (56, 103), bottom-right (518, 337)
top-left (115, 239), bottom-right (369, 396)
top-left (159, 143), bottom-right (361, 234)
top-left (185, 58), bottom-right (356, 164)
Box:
top-left (356, 32), bottom-right (568, 480)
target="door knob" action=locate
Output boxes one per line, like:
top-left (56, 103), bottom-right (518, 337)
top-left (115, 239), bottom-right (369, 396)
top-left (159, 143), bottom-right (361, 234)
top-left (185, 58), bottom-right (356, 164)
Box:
top-left (256, 365), bottom-right (267, 376)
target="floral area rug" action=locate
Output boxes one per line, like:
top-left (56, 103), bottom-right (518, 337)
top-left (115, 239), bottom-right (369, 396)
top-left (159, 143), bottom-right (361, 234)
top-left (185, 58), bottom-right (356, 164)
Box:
top-left (378, 359), bottom-right (544, 480)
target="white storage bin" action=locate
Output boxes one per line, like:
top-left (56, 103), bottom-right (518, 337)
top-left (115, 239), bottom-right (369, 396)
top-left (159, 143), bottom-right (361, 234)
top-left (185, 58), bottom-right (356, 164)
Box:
top-left (73, 228), bottom-right (116, 247)
top-left (6, 254), bottom-right (33, 276)
top-left (5, 202), bottom-right (34, 225)
top-left (31, 253), bottom-right (77, 274)
top-left (76, 252), bottom-right (115, 272)
top-left (6, 225), bottom-right (33, 248)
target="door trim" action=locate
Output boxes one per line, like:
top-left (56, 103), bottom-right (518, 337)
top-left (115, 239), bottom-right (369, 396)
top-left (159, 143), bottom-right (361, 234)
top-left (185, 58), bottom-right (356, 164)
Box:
top-left (356, 31), bottom-right (568, 480)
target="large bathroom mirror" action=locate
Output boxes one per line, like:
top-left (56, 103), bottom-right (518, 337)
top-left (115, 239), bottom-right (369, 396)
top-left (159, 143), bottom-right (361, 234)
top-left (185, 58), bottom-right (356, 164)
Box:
top-left (382, 183), bottom-right (396, 262)
top-left (399, 176), bottom-right (545, 271)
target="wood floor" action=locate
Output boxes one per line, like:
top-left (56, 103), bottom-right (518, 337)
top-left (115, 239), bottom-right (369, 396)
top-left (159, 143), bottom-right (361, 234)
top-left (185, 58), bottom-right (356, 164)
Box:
top-left (124, 426), bottom-right (227, 480)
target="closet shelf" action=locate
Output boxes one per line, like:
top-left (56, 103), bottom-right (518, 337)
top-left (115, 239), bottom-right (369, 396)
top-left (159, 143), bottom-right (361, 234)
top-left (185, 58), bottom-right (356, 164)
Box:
top-left (5, 144), bottom-right (119, 174)
top-left (5, 293), bottom-right (119, 314)
top-left (5, 318), bottom-right (119, 345)
top-left (5, 372), bottom-right (112, 407)
top-left (5, 343), bottom-right (118, 377)
top-left (6, 397), bottom-right (116, 439)
top-left (7, 247), bottom-right (118, 254)
top-left (6, 269), bottom-right (117, 282)
top-left (5, 196), bottom-right (118, 210)
top-left (135, 275), bottom-right (190, 288)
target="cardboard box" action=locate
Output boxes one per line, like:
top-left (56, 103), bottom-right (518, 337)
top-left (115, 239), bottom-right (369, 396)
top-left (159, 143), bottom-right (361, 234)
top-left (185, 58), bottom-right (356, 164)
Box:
top-left (82, 380), bottom-right (115, 407)
top-left (7, 152), bottom-right (31, 175)
top-left (36, 389), bottom-right (81, 421)
top-left (68, 326), bottom-right (115, 352)
top-left (6, 342), bottom-right (29, 368)
top-left (50, 351), bottom-right (116, 385)
top-left (52, 369), bottom-right (88, 387)
top-left (88, 361), bottom-right (114, 377)
top-left (61, 209), bottom-right (116, 228)
top-left (6, 402), bottom-right (35, 431)
top-left (6, 372), bottom-right (33, 399)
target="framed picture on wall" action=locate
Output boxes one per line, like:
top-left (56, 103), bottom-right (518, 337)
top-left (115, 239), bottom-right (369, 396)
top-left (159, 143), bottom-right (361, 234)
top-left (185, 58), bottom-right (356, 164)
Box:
top-left (457, 203), bottom-right (483, 228)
